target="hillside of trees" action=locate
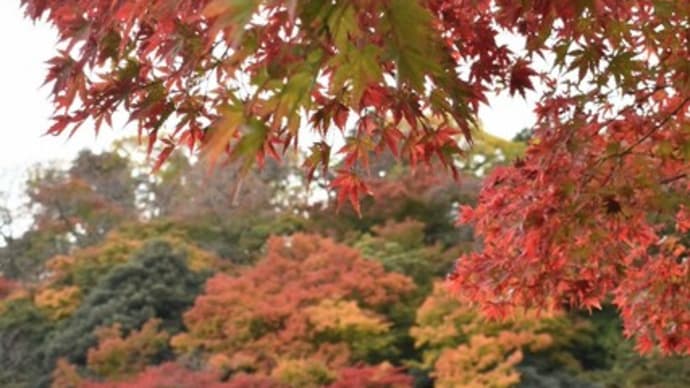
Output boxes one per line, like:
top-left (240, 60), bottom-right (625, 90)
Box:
top-left (2, 138), bottom-right (689, 388)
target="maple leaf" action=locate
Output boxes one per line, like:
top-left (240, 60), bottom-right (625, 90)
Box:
top-left (330, 170), bottom-right (373, 216)
top-left (200, 105), bottom-right (244, 169)
top-left (333, 104), bottom-right (349, 131)
top-left (509, 60), bottom-right (537, 98)
top-left (152, 143), bottom-right (175, 173)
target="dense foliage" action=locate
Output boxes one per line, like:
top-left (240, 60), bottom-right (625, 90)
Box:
top-left (6, 1), bottom-right (690, 384)
top-left (172, 233), bottom-right (414, 375)
top-left (0, 145), bottom-right (688, 387)
top-left (19, 0), bottom-right (690, 354)
top-left (43, 240), bottom-right (207, 367)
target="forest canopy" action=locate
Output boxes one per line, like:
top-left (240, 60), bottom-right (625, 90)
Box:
top-left (4, 147), bottom-right (690, 387)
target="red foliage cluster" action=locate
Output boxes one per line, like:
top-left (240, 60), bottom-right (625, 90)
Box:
top-left (0, 276), bottom-right (18, 299)
top-left (448, 2), bottom-right (690, 354)
top-left (20, 0), bottom-right (525, 211)
top-left (328, 364), bottom-right (413, 388)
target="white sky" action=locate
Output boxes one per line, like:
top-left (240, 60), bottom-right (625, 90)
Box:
top-left (0, 0), bottom-right (535, 193)
top-left (0, 1), bottom-right (119, 190)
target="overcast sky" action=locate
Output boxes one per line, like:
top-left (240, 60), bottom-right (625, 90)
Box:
top-left (0, 1), bottom-right (119, 172)
top-left (0, 0), bottom-right (536, 191)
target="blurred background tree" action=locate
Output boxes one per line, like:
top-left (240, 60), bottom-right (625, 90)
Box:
top-left (1, 139), bottom-right (689, 388)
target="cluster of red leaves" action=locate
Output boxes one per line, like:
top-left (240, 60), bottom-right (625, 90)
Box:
top-left (328, 364), bottom-right (413, 388)
top-left (21, 0), bottom-right (531, 213)
top-left (449, 2), bottom-right (690, 354)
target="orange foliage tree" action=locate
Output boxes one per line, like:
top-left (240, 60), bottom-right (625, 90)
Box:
top-left (86, 319), bottom-right (171, 380)
top-left (412, 282), bottom-right (559, 387)
top-left (172, 234), bottom-right (414, 379)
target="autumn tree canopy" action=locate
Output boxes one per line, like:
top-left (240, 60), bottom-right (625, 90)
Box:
top-left (172, 234), bottom-right (414, 376)
top-left (20, 0), bottom-right (690, 354)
